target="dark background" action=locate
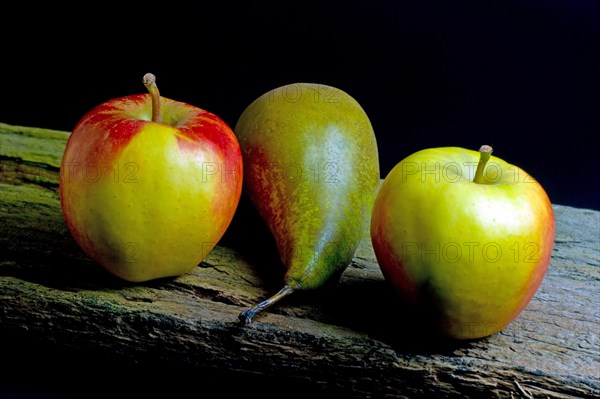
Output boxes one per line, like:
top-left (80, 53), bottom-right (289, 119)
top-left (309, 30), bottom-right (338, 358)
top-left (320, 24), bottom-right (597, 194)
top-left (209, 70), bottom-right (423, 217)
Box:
top-left (2, 0), bottom-right (599, 212)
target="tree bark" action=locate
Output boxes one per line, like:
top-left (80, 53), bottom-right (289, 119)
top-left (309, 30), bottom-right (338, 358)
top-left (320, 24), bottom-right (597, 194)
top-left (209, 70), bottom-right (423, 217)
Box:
top-left (1, 122), bottom-right (598, 398)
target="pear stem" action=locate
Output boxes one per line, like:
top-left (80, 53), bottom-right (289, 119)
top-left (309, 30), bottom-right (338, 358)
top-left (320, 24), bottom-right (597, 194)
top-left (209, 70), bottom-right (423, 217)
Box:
top-left (143, 73), bottom-right (162, 123)
top-left (239, 285), bottom-right (295, 324)
top-left (473, 145), bottom-right (493, 184)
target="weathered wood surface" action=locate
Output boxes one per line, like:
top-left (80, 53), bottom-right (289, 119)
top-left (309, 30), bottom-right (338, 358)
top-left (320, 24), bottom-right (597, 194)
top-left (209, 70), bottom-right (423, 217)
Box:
top-left (0, 122), bottom-right (598, 398)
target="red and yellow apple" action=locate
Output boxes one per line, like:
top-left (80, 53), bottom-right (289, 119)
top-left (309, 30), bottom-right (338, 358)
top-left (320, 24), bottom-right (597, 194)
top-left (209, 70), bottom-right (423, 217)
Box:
top-left (371, 145), bottom-right (555, 339)
top-left (59, 73), bottom-right (243, 282)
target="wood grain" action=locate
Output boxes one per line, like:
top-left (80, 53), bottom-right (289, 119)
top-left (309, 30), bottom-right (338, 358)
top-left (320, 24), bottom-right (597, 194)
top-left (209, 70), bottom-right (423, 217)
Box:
top-left (1, 122), bottom-right (598, 398)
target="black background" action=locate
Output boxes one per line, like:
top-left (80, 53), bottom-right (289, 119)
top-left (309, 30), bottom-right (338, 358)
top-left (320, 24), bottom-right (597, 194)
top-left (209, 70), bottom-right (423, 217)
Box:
top-left (2, 0), bottom-right (599, 210)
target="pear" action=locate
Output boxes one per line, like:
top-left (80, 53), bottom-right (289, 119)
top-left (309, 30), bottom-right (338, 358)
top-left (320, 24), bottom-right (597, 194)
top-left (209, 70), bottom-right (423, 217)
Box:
top-left (235, 83), bottom-right (380, 323)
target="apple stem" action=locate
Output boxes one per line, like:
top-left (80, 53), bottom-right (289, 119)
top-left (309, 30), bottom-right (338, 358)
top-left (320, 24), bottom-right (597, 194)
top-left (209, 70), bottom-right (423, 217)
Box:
top-left (238, 285), bottom-right (295, 324)
top-left (473, 145), bottom-right (493, 184)
top-left (143, 73), bottom-right (162, 123)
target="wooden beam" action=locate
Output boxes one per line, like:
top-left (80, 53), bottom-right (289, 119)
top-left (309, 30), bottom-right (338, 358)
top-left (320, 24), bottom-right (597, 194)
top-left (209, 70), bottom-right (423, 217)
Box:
top-left (1, 122), bottom-right (598, 398)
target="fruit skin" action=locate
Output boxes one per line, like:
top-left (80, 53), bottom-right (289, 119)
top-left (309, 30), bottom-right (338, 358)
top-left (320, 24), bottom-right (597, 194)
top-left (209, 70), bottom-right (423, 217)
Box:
top-left (371, 147), bottom-right (555, 339)
top-left (235, 83), bottom-right (379, 290)
top-left (60, 93), bottom-right (243, 282)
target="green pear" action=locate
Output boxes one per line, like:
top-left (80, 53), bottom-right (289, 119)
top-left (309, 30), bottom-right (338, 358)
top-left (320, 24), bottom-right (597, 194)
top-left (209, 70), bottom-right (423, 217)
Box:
top-left (235, 83), bottom-right (380, 323)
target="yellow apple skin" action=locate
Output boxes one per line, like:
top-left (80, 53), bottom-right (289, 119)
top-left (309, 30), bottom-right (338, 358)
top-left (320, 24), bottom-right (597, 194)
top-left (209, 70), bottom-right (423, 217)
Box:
top-left (371, 147), bottom-right (555, 339)
top-left (60, 94), bottom-right (243, 282)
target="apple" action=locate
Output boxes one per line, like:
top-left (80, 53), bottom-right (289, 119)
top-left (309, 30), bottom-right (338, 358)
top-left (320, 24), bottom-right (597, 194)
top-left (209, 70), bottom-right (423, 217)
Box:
top-left (371, 145), bottom-right (555, 339)
top-left (59, 73), bottom-right (243, 282)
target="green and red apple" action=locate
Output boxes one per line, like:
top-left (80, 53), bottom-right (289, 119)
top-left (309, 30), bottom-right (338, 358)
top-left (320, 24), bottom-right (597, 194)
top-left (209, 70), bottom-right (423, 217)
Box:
top-left (371, 145), bottom-right (555, 339)
top-left (59, 73), bottom-right (243, 282)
